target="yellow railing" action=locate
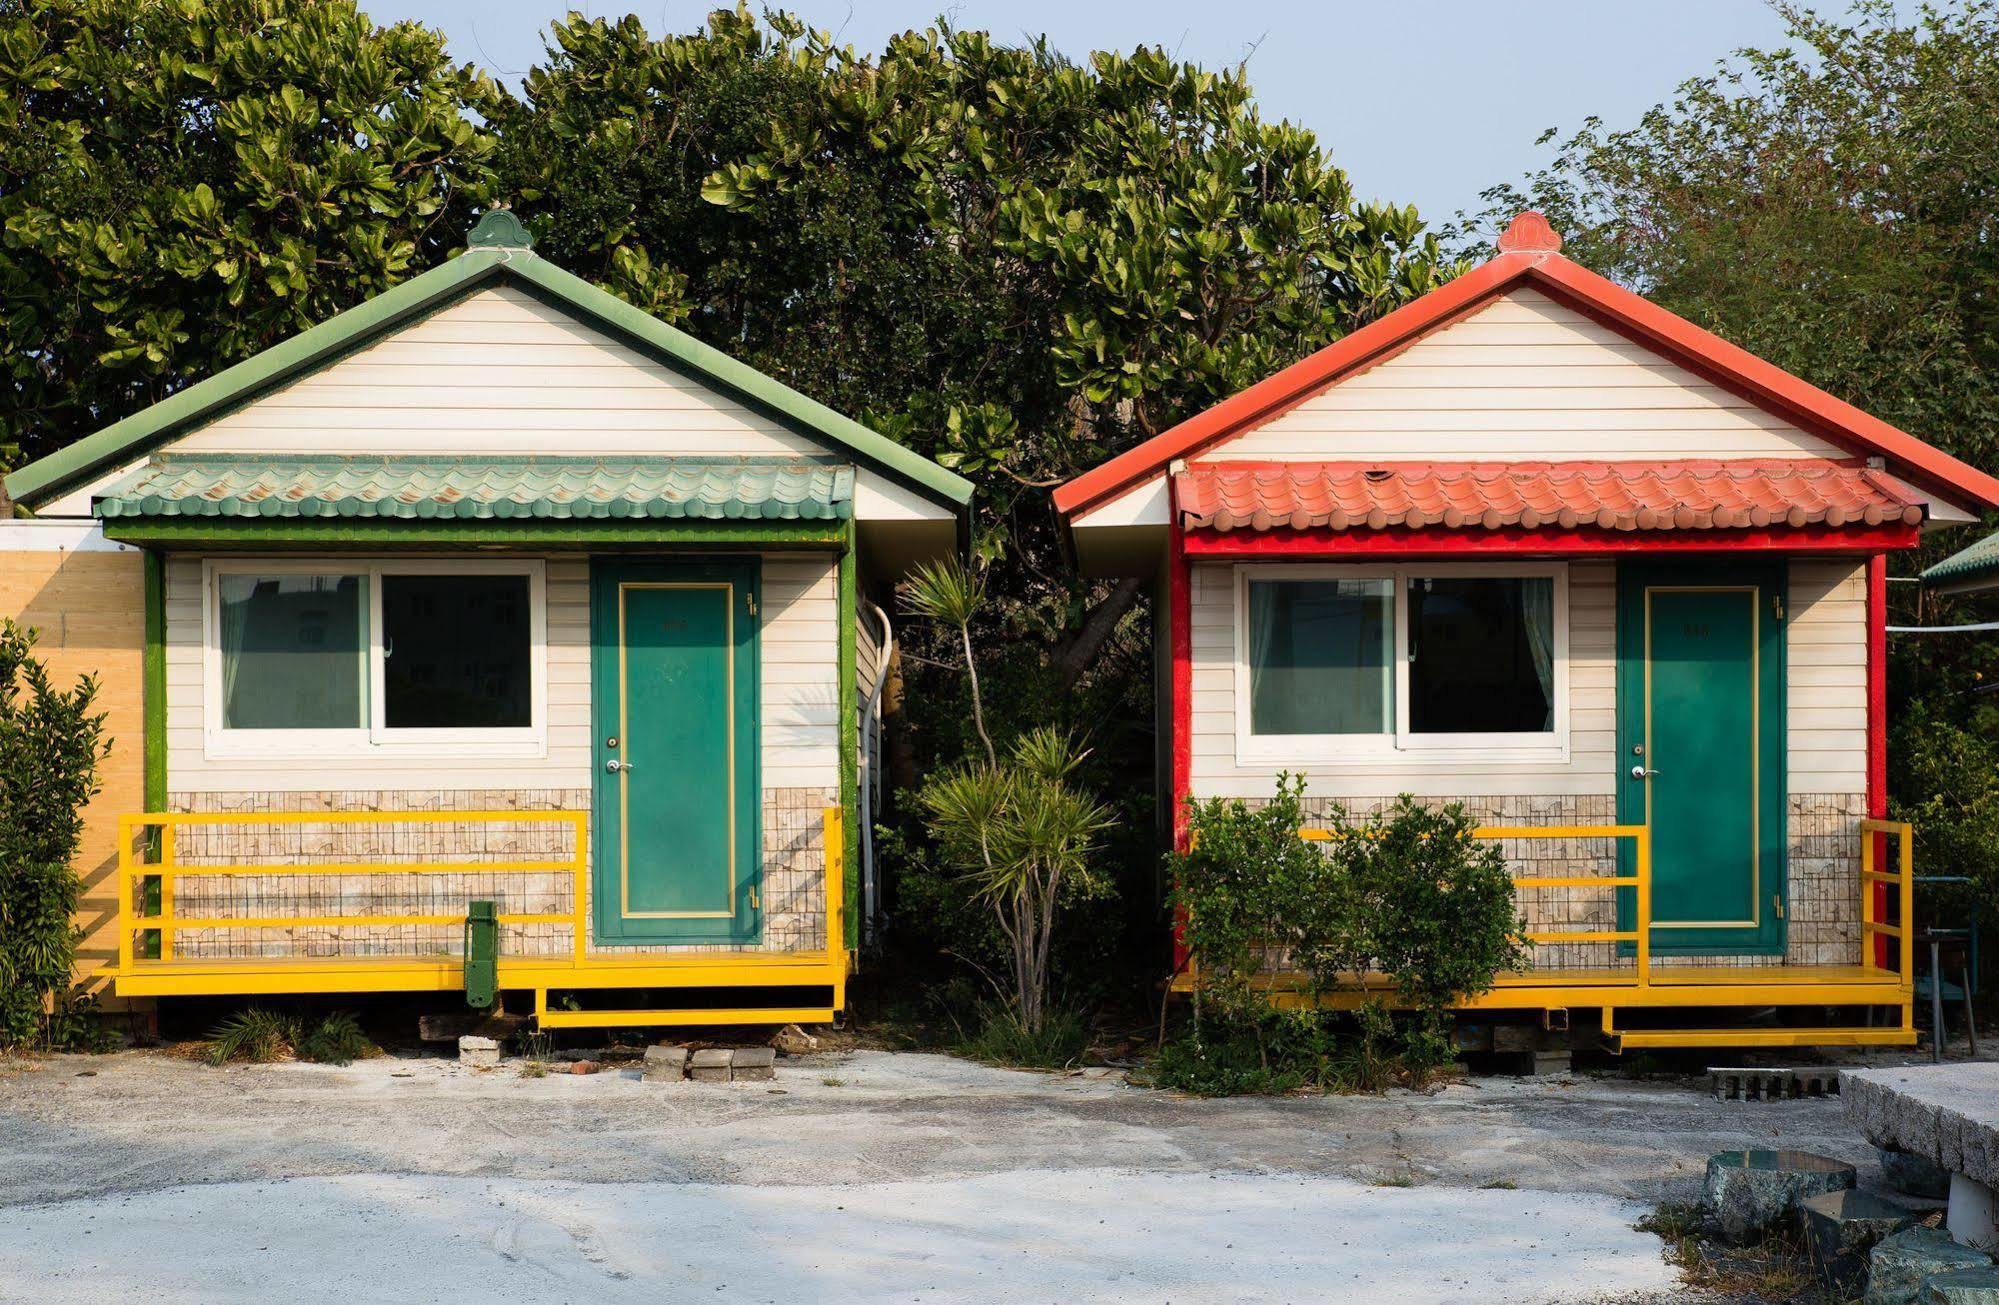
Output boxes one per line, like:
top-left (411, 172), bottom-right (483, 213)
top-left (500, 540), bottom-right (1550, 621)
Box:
top-left (1299, 822), bottom-right (1654, 985)
top-left (1860, 817), bottom-right (1916, 981)
top-left (114, 807), bottom-right (850, 988)
top-left (116, 809), bottom-right (591, 974)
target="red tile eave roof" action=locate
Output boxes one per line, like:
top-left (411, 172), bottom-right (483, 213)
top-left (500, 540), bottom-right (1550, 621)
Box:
top-left (1175, 460), bottom-right (1929, 534)
top-left (1052, 249), bottom-right (1999, 521)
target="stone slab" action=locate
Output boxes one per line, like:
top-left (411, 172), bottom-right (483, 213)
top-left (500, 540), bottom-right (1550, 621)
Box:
top-left (1925, 1266), bottom-right (1999, 1304)
top-left (1846, 1067), bottom-right (1999, 1188)
top-left (1867, 1227), bottom-right (1994, 1305)
top-left (1705, 1149), bottom-right (1855, 1244)
top-left (689, 1049), bottom-right (733, 1083)
top-left (1801, 1188), bottom-right (1916, 1290)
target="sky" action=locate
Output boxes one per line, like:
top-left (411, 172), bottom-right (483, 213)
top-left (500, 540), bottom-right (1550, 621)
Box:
top-left (367, 0), bottom-right (1821, 229)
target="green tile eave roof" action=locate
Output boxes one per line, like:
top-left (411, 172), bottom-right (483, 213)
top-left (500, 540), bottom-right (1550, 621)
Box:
top-left (4, 246), bottom-right (971, 512)
top-left (1921, 527), bottom-right (1999, 588)
top-left (93, 455), bottom-right (856, 522)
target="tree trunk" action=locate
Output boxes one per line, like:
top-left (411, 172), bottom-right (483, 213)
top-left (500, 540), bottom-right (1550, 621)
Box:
top-left (882, 644), bottom-right (918, 794)
top-left (1051, 577), bottom-right (1145, 690)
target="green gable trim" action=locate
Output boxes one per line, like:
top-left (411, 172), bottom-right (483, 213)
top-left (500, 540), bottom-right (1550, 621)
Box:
top-left (6, 240), bottom-right (971, 514)
top-left (98, 518), bottom-right (849, 549)
top-left (96, 454), bottom-right (855, 523)
top-left (1922, 527), bottom-right (1999, 592)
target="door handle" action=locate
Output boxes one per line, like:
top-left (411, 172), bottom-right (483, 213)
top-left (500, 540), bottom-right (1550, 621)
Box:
top-left (606, 758), bottom-right (632, 773)
top-left (1630, 765), bottom-right (1660, 780)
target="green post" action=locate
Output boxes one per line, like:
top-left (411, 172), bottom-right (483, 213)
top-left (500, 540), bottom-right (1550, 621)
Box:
top-left (142, 549), bottom-right (166, 959)
top-left (837, 520), bottom-right (860, 951)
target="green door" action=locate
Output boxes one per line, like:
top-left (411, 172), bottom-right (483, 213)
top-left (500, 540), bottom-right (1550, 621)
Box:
top-left (1617, 561), bottom-right (1786, 956)
top-left (591, 558), bottom-right (760, 944)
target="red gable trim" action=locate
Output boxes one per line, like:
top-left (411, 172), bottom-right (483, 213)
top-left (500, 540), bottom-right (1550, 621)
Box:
top-left (1053, 246), bottom-right (1999, 520)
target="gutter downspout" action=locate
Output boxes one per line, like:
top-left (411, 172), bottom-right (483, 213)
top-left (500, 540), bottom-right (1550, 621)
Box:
top-left (860, 598), bottom-right (895, 947)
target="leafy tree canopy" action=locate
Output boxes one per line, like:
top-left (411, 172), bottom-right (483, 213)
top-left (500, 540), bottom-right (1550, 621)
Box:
top-left (497, 5), bottom-right (1460, 613)
top-left (0, 0), bottom-right (501, 470)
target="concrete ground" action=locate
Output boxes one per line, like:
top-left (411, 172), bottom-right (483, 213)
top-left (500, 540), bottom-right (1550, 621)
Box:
top-left (0, 1047), bottom-right (1891, 1302)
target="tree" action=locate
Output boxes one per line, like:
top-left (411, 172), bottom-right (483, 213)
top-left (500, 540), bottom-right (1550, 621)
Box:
top-left (0, 620), bottom-right (107, 1048)
top-left (0, 0), bottom-right (501, 471)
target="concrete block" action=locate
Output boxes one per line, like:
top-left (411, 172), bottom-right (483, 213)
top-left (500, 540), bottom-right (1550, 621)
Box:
top-left (458, 1035), bottom-right (499, 1069)
top-left (1867, 1227), bottom-right (1993, 1305)
top-left (731, 1047), bottom-right (777, 1082)
top-left (689, 1049), bottom-right (733, 1082)
top-left (643, 1045), bottom-right (688, 1083)
top-left (1800, 1189), bottom-right (1915, 1290)
top-left (1705, 1149), bottom-right (1856, 1244)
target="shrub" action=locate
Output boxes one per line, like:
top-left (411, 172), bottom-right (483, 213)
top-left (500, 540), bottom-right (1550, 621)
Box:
top-left (904, 559), bottom-right (1114, 1043)
top-left (954, 1002), bottom-right (1091, 1070)
top-left (1162, 779), bottom-right (1526, 1092)
top-left (295, 1012), bottom-right (375, 1066)
top-left (205, 1008), bottom-right (301, 1064)
top-left (0, 619), bottom-right (109, 1050)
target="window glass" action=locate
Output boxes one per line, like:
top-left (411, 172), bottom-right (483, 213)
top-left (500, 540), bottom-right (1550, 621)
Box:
top-left (1247, 578), bottom-right (1392, 735)
top-left (218, 575), bottom-right (367, 730)
top-left (1407, 576), bottom-right (1554, 734)
top-left (381, 574), bottom-right (532, 729)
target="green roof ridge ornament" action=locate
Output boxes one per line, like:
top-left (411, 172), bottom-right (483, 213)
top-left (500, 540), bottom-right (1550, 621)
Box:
top-left (467, 209), bottom-right (534, 251)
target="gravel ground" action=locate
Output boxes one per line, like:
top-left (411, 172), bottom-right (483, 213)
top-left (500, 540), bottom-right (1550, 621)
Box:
top-left (0, 1047), bottom-right (1893, 1301)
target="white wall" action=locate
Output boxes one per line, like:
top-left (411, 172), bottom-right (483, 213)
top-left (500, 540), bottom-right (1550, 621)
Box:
top-left (166, 552), bottom-right (840, 796)
top-left (165, 285), bottom-right (947, 523)
top-left (1787, 558), bottom-right (1868, 794)
top-left (1210, 288), bottom-right (1851, 464)
top-left (1186, 556), bottom-right (1867, 801)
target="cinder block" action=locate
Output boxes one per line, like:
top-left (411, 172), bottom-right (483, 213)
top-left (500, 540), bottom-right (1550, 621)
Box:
top-left (644, 1045), bottom-right (688, 1082)
top-left (731, 1047), bottom-right (777, 1082)
top-left (458, 1035), bottom-right (499, 1069)
top-left (689, 1048), bottom-right (733, 1082)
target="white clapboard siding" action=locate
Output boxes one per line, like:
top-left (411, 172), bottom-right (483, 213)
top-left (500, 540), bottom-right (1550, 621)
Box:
top-left (1787, 558), bottom-right (1867, 793)
top-left (1186, 560), bottom-right (1619, 799)
top-left (1207, 288), bottom-right (1849, 463)
top-left (165, 551), bottom-right (843, 796)
top-left (759, 554), bottom-right (841, 791)
top-left (165, 285), bottom-right (950, 525)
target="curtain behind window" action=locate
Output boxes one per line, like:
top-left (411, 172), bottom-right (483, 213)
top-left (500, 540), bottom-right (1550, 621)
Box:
top-left (1247, 579), bottom-right (1391, 735)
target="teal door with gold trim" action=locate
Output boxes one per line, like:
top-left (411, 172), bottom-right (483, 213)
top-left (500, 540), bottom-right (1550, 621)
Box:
top-left (591, 558), bottom-right (760, 944)
top-left (1617, 561), bottom-right (1786, 956)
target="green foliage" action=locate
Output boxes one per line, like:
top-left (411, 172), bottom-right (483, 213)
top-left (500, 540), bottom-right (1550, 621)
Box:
top-left (294, 1011), bottom-right (374, 1065)
top-left (0, 0), bottom-right (501, 470)
top-left (1161, 779), bottom-right (1524, 1093)
top-left (205, 1007), bottom-right (301, 1064)
top-left (0, 620), bottom-right (108, 1049)
top-left (953, 1002), bottom-right (1090, 1070)
top-left (1890, 699), bottom-right (1999, 921)
top-left (917, 727), bottom-right (1113, 1036)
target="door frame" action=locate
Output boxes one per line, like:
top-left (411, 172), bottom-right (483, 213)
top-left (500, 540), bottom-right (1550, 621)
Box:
top-left (589, 556), bottom-right (762, 945)
top-left (1617, 558), bottom-right (1787, 957)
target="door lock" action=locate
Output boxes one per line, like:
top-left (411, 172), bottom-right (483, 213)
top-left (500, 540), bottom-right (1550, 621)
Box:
top-left (1630, 765), bottom-right (1661, 780)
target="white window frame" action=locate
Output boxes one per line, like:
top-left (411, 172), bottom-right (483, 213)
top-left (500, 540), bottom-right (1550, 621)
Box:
top-left (202, 557), bottom-right (549, 761)
top-left (1233, 561), bottom-right (1570, 769)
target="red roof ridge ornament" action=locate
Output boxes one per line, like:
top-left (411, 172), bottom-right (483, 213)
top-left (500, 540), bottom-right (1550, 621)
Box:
top-left (1496, 211), bottom-right (1562, 255)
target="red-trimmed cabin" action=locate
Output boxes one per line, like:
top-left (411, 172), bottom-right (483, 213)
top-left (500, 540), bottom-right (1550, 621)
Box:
top-left (1054, 213), bottom-right (1999, 1051)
